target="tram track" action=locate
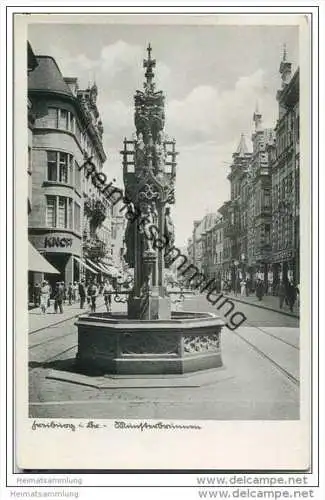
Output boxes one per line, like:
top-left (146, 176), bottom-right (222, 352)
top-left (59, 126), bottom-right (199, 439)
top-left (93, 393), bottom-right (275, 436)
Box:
top-left (29, 296), bottom-right (300, 388)
top-left (243, 320), bottom-right (299, 350)
top-left (231, 328), bottom-right (299, 387)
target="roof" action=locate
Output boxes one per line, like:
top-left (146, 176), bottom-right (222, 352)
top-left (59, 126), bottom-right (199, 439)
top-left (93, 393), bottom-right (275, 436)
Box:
top-left (27, 42), bottom-right (38, 72)
top-left (235, 134), bottom-right (249, 157)
top-left (28, 56), bottom-right (73, 97)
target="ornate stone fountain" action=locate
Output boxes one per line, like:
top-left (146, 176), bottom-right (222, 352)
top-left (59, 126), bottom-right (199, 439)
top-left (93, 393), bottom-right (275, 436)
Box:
top-left (75, 45), bottom-right (224, 375)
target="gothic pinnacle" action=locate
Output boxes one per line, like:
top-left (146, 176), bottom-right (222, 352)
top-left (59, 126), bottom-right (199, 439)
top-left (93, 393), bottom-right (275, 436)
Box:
top-left (143, 43), bottom-right (156, 92)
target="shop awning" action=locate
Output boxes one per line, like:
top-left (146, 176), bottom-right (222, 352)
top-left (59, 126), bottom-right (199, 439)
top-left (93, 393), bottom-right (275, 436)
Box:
top-left (86, 259), bottom-right (106, 274)
top-left (102, 264), bottom-right (120, 277)
top-left (28, 242), bottom-right (60, 274)
top-left (97, 262), bottom-right (111, 274)
top-left (73, 256), bottom-right (98, 274)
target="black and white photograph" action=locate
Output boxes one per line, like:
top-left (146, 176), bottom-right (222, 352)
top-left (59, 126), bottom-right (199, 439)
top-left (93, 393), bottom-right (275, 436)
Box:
top-left (11, 12), bottom-right (313, 471)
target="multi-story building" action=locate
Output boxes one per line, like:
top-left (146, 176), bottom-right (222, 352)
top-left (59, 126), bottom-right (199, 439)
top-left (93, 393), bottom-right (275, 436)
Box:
top-left (246, 107), bottom-right (275, 285)
top-left (28, 52), bottom-right (109, 290)
top-left (27, 42), bottom-right (38, 215)
top-left (223, 135), bottom-right (252, 287)
top-left (201, 213), bottom-right (219, 279)
top-left (268, 50), bottom-right (299, 286)
top-left (212, 214), bottom-right (224, 282)
top-left (218, 200), bottom-right (232, 280)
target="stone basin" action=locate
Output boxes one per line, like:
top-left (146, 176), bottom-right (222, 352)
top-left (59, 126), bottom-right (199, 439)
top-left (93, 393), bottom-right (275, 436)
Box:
top-left (75, 311), bottom-right (224, 375)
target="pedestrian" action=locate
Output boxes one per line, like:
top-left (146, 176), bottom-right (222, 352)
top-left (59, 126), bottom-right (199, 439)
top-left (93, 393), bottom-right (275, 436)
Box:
top-left (72, 282), bottom-right (78, 302)
top-left (33, 282), bottom-right (41, 307)
top-left (67, 282), bottom-right (73, 305)
top-left (246, 278), bottom-right (251, 296)
top-left (61, 282), bottom-right (67, 304)
top-left (78, 279), bottom-right (86, 309)
top-left (53, 282), bottom-right (64, 314)
top-left (240, 279), bottom-right (247, 297)
top-left (103, 280), bottom-right (113, 312)
top-left (255, 279), bottom-right (264, 301)
top-left (39, 280), bottom-right (50, 314)
top-left (278, 280), bottom-right (286, 309)
top-left (89, 281), bottom-right (98, 313)
top-left (286, 281), bottom-right (297, 312)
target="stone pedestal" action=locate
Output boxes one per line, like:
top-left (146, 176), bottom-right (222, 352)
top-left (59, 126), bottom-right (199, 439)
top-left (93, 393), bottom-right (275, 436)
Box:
top-left (75, 311), bottom-right (224, 375)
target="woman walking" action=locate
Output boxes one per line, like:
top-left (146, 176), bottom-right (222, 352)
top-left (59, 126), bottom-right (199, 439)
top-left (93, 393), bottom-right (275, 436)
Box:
top-left (39, 280), bottom-right (50, 314)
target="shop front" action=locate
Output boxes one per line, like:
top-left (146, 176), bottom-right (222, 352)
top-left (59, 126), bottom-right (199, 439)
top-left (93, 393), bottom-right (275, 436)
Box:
top-left (29, 230), bottom-right (82, 294)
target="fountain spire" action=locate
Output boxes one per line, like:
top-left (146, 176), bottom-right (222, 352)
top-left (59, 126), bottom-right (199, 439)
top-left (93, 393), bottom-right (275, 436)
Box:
top-left (143, 43), bottom-right (156, 93)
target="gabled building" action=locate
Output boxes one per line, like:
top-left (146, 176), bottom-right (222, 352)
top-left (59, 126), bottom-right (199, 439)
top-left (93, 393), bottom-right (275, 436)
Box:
top-left (246, 105), bottom-right (275, 283)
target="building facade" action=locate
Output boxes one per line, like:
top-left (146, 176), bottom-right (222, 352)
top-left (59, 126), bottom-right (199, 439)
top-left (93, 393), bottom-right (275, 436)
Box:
top-left (269, 51), bottom-right (300, 286)
top-left (246, 108), bottom-right (275, 286)
top-left (28, 53), bottom-right (108, 290)
top-left (223, 135), bottom-right (252, 288)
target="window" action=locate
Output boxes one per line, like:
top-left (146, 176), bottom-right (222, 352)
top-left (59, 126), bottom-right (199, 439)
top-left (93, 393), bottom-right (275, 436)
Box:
top-left (58, 197), bottom-right (68, 228)
top-left (59, 153), bottom-right (69, 183)
top-left (264, 190), bottom-right (271, 208)
top-left (59, 109), bottom-right (69, 130)
top-left (47, 151), bottom-right (57, 181)
top-left (70, 114), bottom-right (75, 134)
top-left (68, 199), bottom-right (73, 229)
top-left (46, 196), bottom-right (73, 229)
top-left (46, 196), bottom-right (56, 227)
top-left (75, 160), bottom-right (81, 191)
top-left (74, 202), bottom-right (81, 233)
top-left (47, 151), bottom-right (72, 184)
top-left (47, 107), bottom-right (58, 128)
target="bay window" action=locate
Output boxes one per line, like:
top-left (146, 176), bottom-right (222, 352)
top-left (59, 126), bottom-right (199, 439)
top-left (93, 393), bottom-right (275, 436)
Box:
top-left (46, 196), bottom-right (56, 227)
top-left (59, 109), bottom-right (69, 130)
top-left (46, 195), bottom-right (73, 230)
top-left (42, 107), bottom-right (78, 135)
top-left (74, 202), bottom-right (81, 233)
top-left (47, 151), bottom-right (72, 184)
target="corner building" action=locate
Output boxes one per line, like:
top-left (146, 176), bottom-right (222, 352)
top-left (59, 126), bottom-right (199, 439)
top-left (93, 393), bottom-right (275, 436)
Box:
top-left (28, 55), bottom-right (107, 289)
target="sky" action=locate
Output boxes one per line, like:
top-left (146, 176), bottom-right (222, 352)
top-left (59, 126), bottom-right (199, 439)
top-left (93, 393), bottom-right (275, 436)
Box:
top-left (28, 21), bottom-right (299, 247)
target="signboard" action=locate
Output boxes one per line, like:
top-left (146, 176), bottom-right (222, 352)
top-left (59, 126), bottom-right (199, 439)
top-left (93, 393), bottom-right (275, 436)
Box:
top-left (44, 236), bottom-right (73, 248)
top-left (29, 232), bottom-right (81, 256)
